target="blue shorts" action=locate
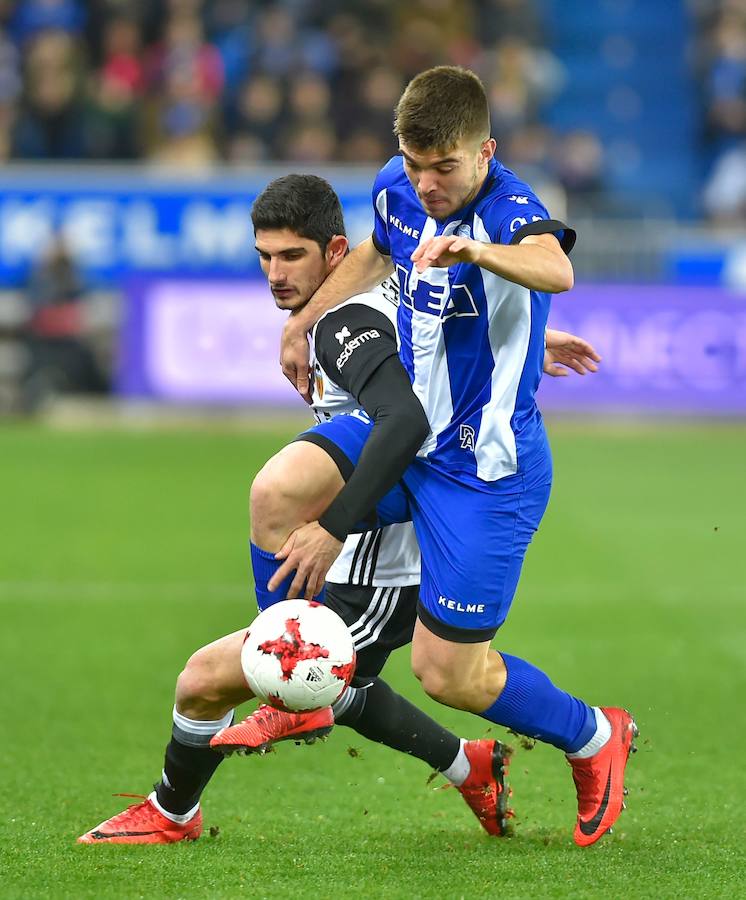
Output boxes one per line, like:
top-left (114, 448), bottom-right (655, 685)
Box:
top-left (297, 413), bottom-right (551, 641)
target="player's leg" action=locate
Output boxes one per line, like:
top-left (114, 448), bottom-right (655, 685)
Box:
top-left (79, 630), bottom-right (253, 844)
top-left (328, 583), bottom-right (464, 773)
top-left (212, 582), bottom-right (513, 835)
top-left (249, 415), bottom-right (375, 609)
top-left (329, 583), bottom-right (512, 836)
top-left (411, 621), bottom-right (596, 746)
top-left (405, 460), bottom-right (637, 845)
top-left (250, 440), bottom-right (344, 607)
top-left (154, 629), bottom-right (253, 817)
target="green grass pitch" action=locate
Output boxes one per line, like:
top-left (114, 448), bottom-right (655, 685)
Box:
top-left (1, 420), bottom-right (745, 899)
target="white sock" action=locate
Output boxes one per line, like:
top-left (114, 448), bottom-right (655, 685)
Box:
top-left (172, 706), bottom-right (234, 747)
top-left (441, 739), bottom-right (470, 786)
top-left (566, 707), bottom-right (612, 759)
top-left (149, 790), bottom-right (199, 824)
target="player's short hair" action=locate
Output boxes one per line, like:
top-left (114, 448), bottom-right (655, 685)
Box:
top-left (251, 174), bottom-right (346, 252)
top-left (394, 66), bottom-right (490, 152)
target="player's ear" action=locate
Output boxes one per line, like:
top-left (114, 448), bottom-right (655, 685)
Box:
top-left (326, 234), bottom-right (348, 269)
top-left (480, 138), bottom-right (496, 164)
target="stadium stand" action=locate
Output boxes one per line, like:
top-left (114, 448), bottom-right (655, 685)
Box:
top-left (0, 0), bottom-right (740, 221)
top-left (0, 1), bottom-right (744, 413)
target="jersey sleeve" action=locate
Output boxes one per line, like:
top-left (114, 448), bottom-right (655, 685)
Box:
top-left (483, 191), bottom-right (576, 254)
top-left (371, 167), bottom-right (392, 256)
top-left (317, 355), bottom-right (429, 542)
top-left (314, 303), bottom-right (399, 399)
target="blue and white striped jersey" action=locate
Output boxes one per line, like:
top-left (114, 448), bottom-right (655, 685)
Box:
top-left (372, 155), bottom-right (575, 487)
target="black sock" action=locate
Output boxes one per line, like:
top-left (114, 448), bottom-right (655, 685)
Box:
top-left (155, 731), bottom-right (225, 816)
top-left (335, 677), bottom-right (461, 772)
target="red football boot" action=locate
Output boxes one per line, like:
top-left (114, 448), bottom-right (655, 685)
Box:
top-left (77, 794), bottom-right (202, 844)
top-left (210, 704), bottom-right (334, 756)
top-left (457, 739), bottom-right (514, 836)
top-left (568, 707), bottom-right (638, 847)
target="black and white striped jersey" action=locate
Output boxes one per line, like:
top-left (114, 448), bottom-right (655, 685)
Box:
top-left (310, 275), bottom-right (400, 423)
top-left (310, 275), bottom-right (421, 588)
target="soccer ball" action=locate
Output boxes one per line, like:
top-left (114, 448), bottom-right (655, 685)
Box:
top-left (240, 599), bottom-right (356, 712)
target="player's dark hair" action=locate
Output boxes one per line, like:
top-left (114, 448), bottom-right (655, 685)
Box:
top-left (394, 66), bottom-right (490, 151)
top-left (251, 174), bottom-right (346, 252)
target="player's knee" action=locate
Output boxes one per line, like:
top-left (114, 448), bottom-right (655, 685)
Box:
top-left (175, 647), bottom-right (225, 716)
top-left (413, 662), bottom-right (454, 706)
top-left (413, 660), bottom-right (491, 712)
top-left (250, 458), bottom-right (306, 543)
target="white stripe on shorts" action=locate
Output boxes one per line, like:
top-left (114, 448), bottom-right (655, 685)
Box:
top-left (348, 587), bottom-right (401, 651)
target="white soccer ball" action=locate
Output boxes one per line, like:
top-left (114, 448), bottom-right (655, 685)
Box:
top-left (240, 599), bottom-right (356, 712)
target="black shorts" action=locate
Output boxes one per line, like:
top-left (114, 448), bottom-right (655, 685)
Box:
top-left (324, 582), bottom-right (419, 678)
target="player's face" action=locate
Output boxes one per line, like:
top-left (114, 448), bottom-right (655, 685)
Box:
top-left (399, 136), bottom-right (496, 220)
top-left (255, 229), bottom-right (332, 310)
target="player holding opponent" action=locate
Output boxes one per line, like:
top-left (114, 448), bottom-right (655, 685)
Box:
top-left (275, 67), bottom-right (637, 848)
top-left (78, 174), bottom-right (598, 844)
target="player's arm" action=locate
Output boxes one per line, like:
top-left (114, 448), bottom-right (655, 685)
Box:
top-left (317, 353), bottom-right (428, 544)
top-left (281, 237), bottom-right (394, 402)
top-left (412, 231), bottom-right (574, 293)
top-left (271, 304), bottom-right (429, 599)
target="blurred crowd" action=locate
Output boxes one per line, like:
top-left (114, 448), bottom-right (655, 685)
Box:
top-left (1, 1), bottom-right (745, 221)
top-left (0, 0), bottom-right (593, 187)
top-left (695, 0), bottom-right (746, 222)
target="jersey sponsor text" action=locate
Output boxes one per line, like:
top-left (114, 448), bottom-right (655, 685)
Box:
top-left (336, 329), bottom-right (381, 371)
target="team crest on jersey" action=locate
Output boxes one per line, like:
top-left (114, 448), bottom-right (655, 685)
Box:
top-left (459, 424), bottom-right (476, 451)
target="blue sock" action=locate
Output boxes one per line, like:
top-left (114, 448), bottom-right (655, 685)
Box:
top-left (481, 653), bottom-right (596, 753)
top-left (249, 542), bottom-right (325, 610)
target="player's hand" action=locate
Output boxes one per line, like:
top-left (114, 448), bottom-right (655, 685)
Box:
top-left (411, 236), bottom-right (481, 272)
top-left (280, 317), bottom-right (312, 404)
top-left (543, 329), bottom-right (601, 377)
top-left (269, 522), bottom-right (343, 600)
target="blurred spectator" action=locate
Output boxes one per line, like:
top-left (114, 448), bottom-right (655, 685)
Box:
top-left (248, 5), bottom-right (299, 78)
top-left (204, 0), bottom-right (254, 95)
top-left (287, 71), bottom-right (332, 127)
top-left (0, 0), bottom-right (593, 209)
top-left (705, 11), bottom-right (746, 142)
top-left (142, 12), bottom-right (223, 165)
top-left (0, 28), bottom-right (20, 105)
top-left (84, 17), bottom-right (143, 159)
top-left (356, 65), bottom-right (404, 153)
top-left (99, 16), bottom-right (144, 96)
top-left (696, 0), bottom-right (746, 220)
top-left (12, 31), bottom-right (86, 159)
top-left (483, 38), bottom-right (564, 137)
top-left (703, 140), bottom-right (746, 221)
top-left (476, 0), bottom-right (543, 44)
top-left (145, 13), bottom-right (223, 103)
top-left (285, 121), bottom-right (337, 163)
top-left (9, 0), bottom-right (85, 45)
top-left (553, 130), bottom-right (605, 196)
top-left (0, 0), bottom-right (565, 171)
top-left (21, 236), bottom-right (109, 410)
top-left (225, 73), bottom-right (284, 161)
